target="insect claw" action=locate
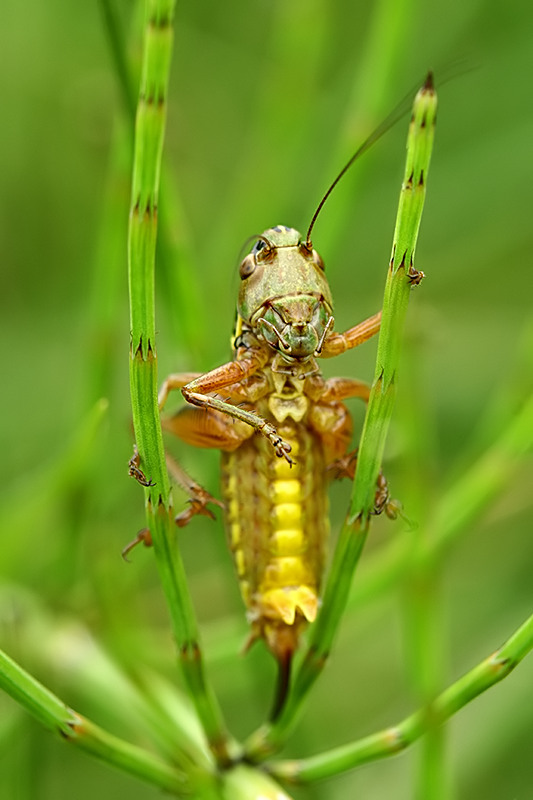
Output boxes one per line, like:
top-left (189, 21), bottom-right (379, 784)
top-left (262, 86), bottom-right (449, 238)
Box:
top-left (122, 527), bottom-right (153, 560)
top-left (327, 451), bottom-right (357, 481)
top-left (128, 445), bottom-right (156, 487)
top-left (272, 438), bottom-right (293, 464)
top-left (408, 267), bottom-right (425, 285)
top-left (175, 494), bottom-right (225, 527)
top-left (137, 475), bottom-right (156, 487)
top-left (372, 492), bottom-right (403, 520)
top-left (201, 505), bottom-right (216, 521)
top-left (371, 470), bottom-right (401, 518)
top-left (175, 504), bottom-right (197, 527)
top-left (384, 498), bottom-right (403, 520)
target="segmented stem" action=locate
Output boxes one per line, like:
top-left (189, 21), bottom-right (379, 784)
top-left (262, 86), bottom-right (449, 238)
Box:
top-left (127, 0), bottom-right (231, 763)
top-left (0, 647), bottom-right (188, 793)
top-left (246, 73), bottom-right (437, 760)
top-left (268, 611), bottom-right (533, 783)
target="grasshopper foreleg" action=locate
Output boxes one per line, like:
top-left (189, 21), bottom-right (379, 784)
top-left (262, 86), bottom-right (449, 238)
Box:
top-left (157, 354), bottom-right (293, 536)
top-left (169, 353), bottom-right (293, 463)
top-left (158, 372), bottom-right (204, 410)
top-left (180, 390), bottom-right (292, 464)
top-left (321, 310), bottom-right (382, 358)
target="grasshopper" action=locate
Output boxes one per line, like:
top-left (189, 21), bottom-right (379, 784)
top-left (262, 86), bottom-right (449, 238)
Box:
top-left (129, 84), bottom-right (424, 694)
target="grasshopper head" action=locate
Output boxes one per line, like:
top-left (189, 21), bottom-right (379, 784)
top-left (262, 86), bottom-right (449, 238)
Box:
top-left (238, 226), bottom-right (334, 361)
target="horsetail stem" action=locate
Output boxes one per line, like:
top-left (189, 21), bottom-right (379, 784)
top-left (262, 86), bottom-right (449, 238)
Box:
top-left (268, 611), bottom-right (533, 783)
top-left (246, 73), bottom-right (437, 760)
top-left (127, 0), bottom-right (232, 764)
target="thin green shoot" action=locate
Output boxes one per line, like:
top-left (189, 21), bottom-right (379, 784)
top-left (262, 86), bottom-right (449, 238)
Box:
top-left (126, 0), bottom-right (233, 764)
top-left (245, 72), bottom-right (437, 760)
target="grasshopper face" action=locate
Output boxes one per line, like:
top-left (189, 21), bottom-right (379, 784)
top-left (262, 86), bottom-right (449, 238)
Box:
top-left (238, 226), bottom-right (334, 362)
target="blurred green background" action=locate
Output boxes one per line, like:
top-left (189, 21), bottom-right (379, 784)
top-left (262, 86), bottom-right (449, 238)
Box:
top-left (1, 0), bottom-right (532, 797)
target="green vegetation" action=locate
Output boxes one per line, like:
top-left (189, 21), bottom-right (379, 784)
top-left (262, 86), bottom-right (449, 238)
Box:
top-left (1, 1), bottom-right (532, 798)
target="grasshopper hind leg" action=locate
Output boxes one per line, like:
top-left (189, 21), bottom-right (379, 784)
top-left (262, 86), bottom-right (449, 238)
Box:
top-left (122, 527), bottom-right (153, 560)
top-left (122, 457), bottom-right (224, 559)
top-left (124, 406), bottom-right (235, 557)
top-left (165, 452), bottom-right (225, 527)
top-left (162, 404), bottom-right (256, 526)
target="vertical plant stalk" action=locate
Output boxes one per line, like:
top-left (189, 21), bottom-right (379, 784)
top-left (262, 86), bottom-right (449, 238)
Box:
top-left (127, 0), bottom-right (231, 764)
top-left (404, 562), bottom-right (447, 799)
top-left (247, 74), bottom-right (437, 759)
top-left (392, 338), bottom-right (446, 799)
top-left (99, 0), bottom-right (204, 358)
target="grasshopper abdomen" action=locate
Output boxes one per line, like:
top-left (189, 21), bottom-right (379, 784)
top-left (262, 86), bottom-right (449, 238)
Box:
top-left (222, 387), bottom-right (329, 661)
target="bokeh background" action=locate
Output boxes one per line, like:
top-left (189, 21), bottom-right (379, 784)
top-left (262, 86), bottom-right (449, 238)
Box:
top-left (1, 0), bottom-right (532, 797)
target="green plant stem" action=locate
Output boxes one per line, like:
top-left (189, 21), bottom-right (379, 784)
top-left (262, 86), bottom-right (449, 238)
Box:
top-left (347, 0), bottom-right (416, 120)
top-left (127, 0), bottom-right (231, 763)
top-left (220, 765), bottom-right (295, 800)
top-left (40, 617), bottom-right (212, 771)
top-left (246, 72), bottom-right (437, 762)
top-left (404, 568), bottom-right (447, 800)
top-left (100, 0), bottom-right (203, 357)
top-left (399, 347), bottom-right (447, 800)
top-left (268, 611), bottom-right (533, 784)
top-left (0, 648), bottom-right (188, 794)
top-left (430, 393), bottom-right (533, 556)
top-left (99, 0), bottom-right (137, 121)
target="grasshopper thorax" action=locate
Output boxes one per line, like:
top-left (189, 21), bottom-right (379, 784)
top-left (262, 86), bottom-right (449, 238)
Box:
top-left (238, 226), bottom-right (334, 362)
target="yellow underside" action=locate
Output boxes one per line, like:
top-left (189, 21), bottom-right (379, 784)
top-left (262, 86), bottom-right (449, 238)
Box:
top-left (258, 448), bottom-right (319, 625)
top-left (222, 403), bottom-right (328, 656)
top-left (259, 585), bottom-right (318, 625)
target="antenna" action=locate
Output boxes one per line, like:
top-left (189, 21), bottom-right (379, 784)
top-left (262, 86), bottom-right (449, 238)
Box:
top-left (305, 72), bottom-right (434, 248)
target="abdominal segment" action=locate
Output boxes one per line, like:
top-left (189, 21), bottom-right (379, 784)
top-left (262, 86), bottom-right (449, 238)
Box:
top-left (221, 420), bottom-right (329, 660)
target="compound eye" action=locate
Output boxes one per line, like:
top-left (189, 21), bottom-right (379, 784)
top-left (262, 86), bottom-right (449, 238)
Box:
top-left (252, 237), bottom-right (274, 263)
top-left (239, 254), bottom-right (256, 279)
top-left (298, 240), bottom-right (313, 259)
top-left (313, 250), bottom-right (325, 270)
top-left (252, 239), bottom-right (266, 256)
